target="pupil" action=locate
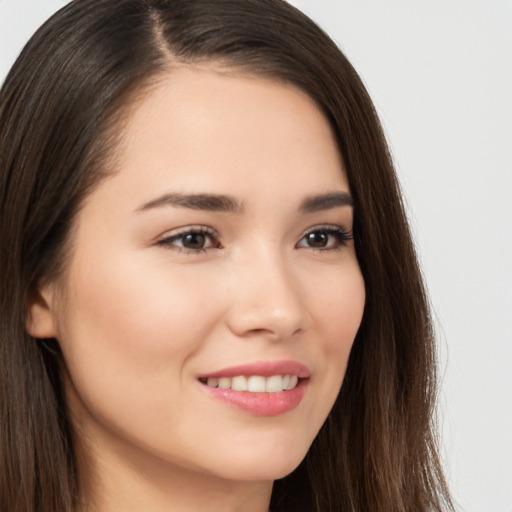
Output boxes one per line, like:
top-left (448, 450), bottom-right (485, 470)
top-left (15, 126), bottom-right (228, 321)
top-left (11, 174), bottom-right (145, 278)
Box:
top-left (307, 231), bottom-right (328, 247)
top-left (184, 233), bottom-right (205, 249)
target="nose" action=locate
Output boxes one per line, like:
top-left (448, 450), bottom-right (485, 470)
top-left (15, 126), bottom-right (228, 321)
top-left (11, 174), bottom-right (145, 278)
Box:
top-left (225, 250), bottom-right (308, 341)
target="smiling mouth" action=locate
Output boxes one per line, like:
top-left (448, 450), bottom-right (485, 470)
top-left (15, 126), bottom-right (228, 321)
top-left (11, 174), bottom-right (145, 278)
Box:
top-left (198, 362), bottom-right (309, 415)
top-left (199, 375), bottom-right (300, 393)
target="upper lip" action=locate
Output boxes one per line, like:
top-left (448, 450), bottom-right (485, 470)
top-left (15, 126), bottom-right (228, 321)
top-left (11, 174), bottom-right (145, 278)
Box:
top-left (199, 360), bottom-right (310, 379)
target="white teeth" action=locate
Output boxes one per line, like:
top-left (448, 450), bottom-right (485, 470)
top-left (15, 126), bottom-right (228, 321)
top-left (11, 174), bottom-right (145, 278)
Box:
top-left (285, 375), bottom-right (298, 390)
top-left (218, 377), bottom-right (231, 390)
top-left (247, 375), bottom-right (266, 392)
top-left (207, 377), bottom-right (219, 388)
top-left (265, 375), bottom-right (283, 393)
top-left (204, 374), bottom-right (299, 393)
top-left (231, 375), bottom-right (248, 391)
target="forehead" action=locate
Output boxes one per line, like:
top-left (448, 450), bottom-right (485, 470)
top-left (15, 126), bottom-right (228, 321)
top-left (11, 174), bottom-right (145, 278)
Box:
top-left (92, 66), bottom-right (348, 210)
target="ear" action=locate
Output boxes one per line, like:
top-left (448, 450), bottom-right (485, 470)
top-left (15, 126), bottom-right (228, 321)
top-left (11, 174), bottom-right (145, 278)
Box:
top-left (26, 284), bottom-right (58, 339)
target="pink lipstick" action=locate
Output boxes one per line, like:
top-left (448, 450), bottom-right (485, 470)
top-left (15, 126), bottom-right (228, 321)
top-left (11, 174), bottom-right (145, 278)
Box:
top-left (198, 360), bottom-right (309, 416)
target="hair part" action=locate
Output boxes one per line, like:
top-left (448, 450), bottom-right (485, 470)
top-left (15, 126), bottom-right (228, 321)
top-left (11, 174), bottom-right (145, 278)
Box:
top-left (0, 1), bottom-right (454, 511)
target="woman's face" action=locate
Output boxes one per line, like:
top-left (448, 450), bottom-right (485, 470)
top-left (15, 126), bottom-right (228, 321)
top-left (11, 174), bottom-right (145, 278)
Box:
top-left (37, 67), bottom-right (365, 484)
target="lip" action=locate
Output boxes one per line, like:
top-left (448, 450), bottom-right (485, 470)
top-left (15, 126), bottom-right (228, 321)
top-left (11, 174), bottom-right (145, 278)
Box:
top-left (199, 360), bottom-right (310, 379)
top-left (198, 360), bottom-right (309, 416)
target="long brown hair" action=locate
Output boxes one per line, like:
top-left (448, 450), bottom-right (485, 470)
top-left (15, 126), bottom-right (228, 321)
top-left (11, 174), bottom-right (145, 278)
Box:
top-left (0, 1), bottom-right (453, 510)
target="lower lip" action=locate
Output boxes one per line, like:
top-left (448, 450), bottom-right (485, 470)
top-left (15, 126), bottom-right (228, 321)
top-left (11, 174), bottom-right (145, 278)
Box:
top-left (201, 380), bottom-right (307, 416)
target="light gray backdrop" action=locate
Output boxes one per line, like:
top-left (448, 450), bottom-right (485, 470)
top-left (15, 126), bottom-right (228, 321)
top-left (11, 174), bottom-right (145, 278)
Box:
top-left (1, 1), bottom-right (511, 511)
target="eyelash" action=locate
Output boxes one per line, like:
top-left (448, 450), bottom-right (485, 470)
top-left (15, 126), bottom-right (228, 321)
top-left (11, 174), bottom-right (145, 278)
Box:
top-left (157, 225), bottom-right (353, 255)
top-left (298, 225), bottom-right (353, 251)
top-left (157, 226), bottom-right (220, 255)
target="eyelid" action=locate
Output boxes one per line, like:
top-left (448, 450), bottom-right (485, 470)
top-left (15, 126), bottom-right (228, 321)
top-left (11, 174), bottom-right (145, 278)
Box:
top-left (297, 224), bottom-right (353, 250)
top-left (301, 223), bottom-right (352, 236)
top-left (156, 225), bottom-right (221, 252)
top-left (158, 224), bottom-right (219, 240)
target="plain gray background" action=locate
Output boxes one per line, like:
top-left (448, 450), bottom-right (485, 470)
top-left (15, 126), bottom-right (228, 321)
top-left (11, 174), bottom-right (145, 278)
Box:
top-left (1, 1), bottom-right (511, 511)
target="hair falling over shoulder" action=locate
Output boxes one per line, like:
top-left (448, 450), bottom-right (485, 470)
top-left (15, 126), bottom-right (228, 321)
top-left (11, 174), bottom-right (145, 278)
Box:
top-left (0, 1), bottom-right (454, 510)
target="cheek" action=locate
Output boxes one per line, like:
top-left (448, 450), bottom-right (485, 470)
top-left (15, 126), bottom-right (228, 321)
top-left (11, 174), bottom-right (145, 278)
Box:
top-left (61, 251), bottom-right (219, 362)
top-left (314, 263), bottom-right (365, 350)
top-left (55, 252), bottom-right (231, 459)
top-left (308, 264), bottom-right (365, 398)
top-left (55, 252), bottom-right (223, 422)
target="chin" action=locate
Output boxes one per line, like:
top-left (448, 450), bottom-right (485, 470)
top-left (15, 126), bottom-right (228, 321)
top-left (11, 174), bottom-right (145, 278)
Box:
top-left (207, 443), bottom-right (309, 482)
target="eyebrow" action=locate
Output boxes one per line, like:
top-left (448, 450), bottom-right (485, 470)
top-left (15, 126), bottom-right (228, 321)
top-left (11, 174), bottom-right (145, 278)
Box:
top-left (138, 193), bottom-right (241, 213)
top-left (137, 190), bottom-right (353, 214)
top-left (299, 192), bottom-right (353, 213)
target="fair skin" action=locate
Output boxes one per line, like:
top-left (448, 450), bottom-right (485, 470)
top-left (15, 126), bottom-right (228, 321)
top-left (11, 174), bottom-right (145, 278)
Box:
top-left (28, 66), bottom-right (366, 512)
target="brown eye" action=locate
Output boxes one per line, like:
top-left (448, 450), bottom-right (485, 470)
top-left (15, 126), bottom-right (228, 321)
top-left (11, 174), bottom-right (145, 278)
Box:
top-left (305, 231), bottom-right (329, 248)
top-left (181, 232), bottom-right (208, 249)
top-left (158, 227), bottom-right (220, 253)
top-left (297, 227), bottom-right (352, 250)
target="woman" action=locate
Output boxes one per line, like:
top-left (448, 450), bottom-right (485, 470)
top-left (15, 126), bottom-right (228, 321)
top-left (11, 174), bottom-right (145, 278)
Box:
top-left (0, 1), bottom-right (454, 511)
